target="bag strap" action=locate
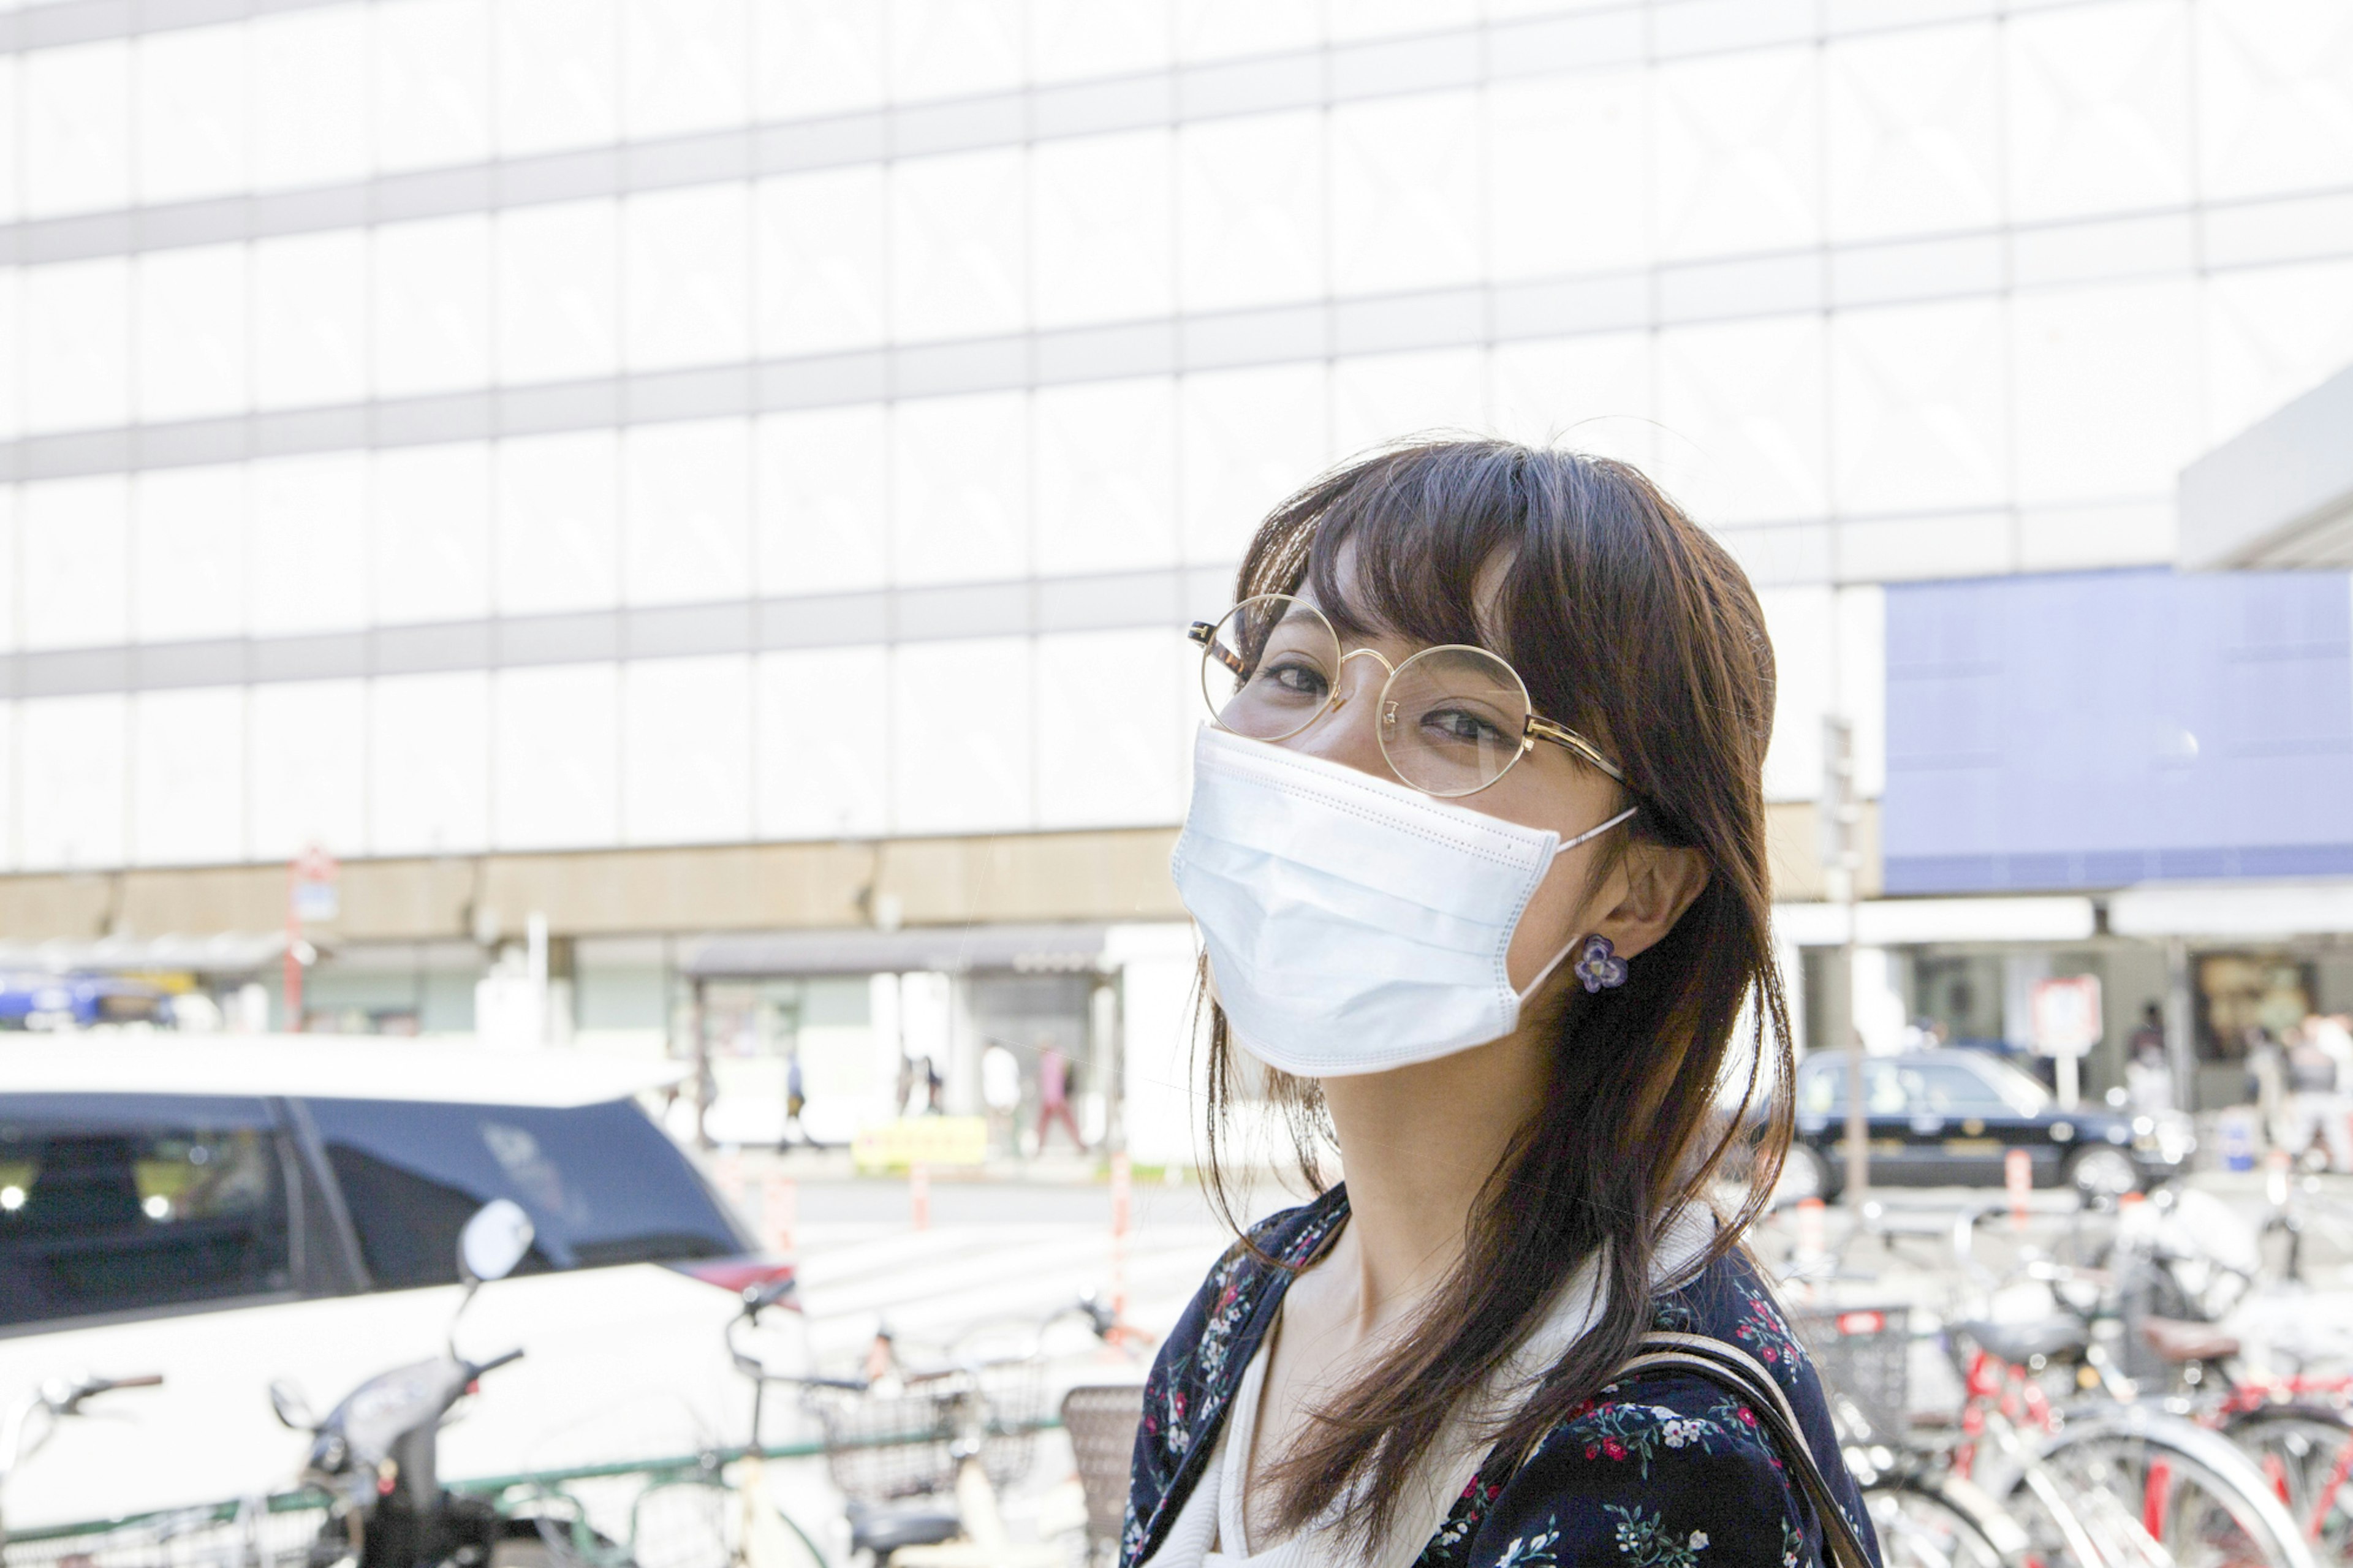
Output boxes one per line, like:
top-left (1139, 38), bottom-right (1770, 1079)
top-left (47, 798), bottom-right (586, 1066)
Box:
top-left (1614, 1332), bottom-right (1875, 1568)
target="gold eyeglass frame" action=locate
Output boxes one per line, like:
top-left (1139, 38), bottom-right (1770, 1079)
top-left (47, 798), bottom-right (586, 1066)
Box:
top-left (1187, 594), bottom-right (1626, 797)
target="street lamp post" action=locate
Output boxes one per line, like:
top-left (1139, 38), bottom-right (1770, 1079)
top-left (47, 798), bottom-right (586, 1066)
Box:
top-left (1822, 716), bottom-right (1869, 1211)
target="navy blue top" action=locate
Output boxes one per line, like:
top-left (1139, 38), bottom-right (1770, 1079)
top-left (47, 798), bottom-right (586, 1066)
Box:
top-left (1123, 1187), bottom-right (1881, 1568)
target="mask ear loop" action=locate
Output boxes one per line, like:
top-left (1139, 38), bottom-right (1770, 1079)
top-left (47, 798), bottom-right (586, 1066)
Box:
top-left (1513, 806), bottom-right (1641, 1004)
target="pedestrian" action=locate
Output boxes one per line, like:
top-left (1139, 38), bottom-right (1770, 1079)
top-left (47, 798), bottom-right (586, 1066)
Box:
top-left (2246, 1026), bottom-right (2287, 1148)
top-left (923, 1055), bottom-right (944, 1115)
top-left (2284, 1022), bottom-right (2353, 1171)
top-left (782, 1050), bottom-right (806, 1148)
top-left (1129, 441), bottom-right (1875, 1568)
top-left (2126, 1002), bottom-right (2173, 1114)
top-left (894, 1054), bottom-right (917, 1118)
top-left (1034, 1037), bottom-right (1085, 1153)
top-left (982, 1040), bottom-right (1021, 1155)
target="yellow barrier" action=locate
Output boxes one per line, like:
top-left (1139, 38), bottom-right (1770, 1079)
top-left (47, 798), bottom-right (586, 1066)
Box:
top-left (851, 1115), bottom-right (988, 1172)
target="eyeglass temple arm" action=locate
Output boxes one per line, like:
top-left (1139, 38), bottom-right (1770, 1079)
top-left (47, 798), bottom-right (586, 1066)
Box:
top-left (1187, 621), bottom-right (1249, 680)
top-left (1524, 715), bottom-right (1625, 782)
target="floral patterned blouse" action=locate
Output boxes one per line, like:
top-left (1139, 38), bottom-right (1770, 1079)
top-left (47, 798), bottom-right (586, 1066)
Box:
top-left (1122, 1187), bottom-right (1881, 1568)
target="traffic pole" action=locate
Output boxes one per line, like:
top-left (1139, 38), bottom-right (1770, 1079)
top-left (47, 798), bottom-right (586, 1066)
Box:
top-left (1110, 1151), bottom-right (1132, 1323)
top-left (909, 1162), bottom-right (930, 1231)
top-left (763, 1172), bottom-right (797, 1254)
top-left (2006, 1148), bottom-right (2032, 1231)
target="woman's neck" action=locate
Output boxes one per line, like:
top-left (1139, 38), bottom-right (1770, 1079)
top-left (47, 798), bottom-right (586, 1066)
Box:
top-left (1314, 1028), bottom-right (1552, 1339)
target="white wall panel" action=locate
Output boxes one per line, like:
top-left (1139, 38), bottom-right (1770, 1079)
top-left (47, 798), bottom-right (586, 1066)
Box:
top-left (374, 0), bottom-right (491, 173)
top-left (0, 272), bottom-right (16, 439)
top-left (374, 444), bottom-right (491, 624)
top-left (2197, 0), bottom-right (2353, 202)
top-left (255, 232), bottom-right (369, 410)
top-left (1487, 72), bottom-right (1648, 281)
top-left (1178, 112), bottom-right (1325, 313)
top-left (1332, 348), bottom-right (1487, 458)
top-left (136, 24), bottom-right (248, 205)
top-left (890, 0), bottom-right (1025, 101)
top-left (754, 646), bottom-right (891, 838)
top-left (497, 200), bottom-right (620, 384)
top-left (26, 259), bottom-right (130, 434)
top-left (25, 41), bottom-right (129, 218)
top-left (2007, 1), bottom-right (2192, 224)
top-left (23, 477), bottom-right (129, 650)
top-left (1656, 317), bottom-right (1828, 526)
top-left (0, 60), bottom-right (18, 223)
top-left (1035, 628), bottom-right (1181, 828)
top-left (1034, 377), bottom-right (1176, 576)
top-left (251, 8), bottom-right (368, 192)
top-left (623, 184), bottom-right (751, 371)
top-left (248, 680), bottom-right (365, 860)
top-left (374, 216), bottom-right (493, 398)
top-left (1178, 361), bottom-right (1327, 567)
top-left (134, 465), bottom-right (246, 643)
top-left (493, 664), bottom-right (621, 850)
top-left (496, 0), bottom-right (619, 157)
top-left (892, 150), bottom-right (1027, 342)
top-left (21, 695), bottom-right (126, 871)
top-left (1033, 0), bottom-right (1169, 81)
top-left (2203, 260), bottom-right (2353, 443)
top-left (892, 392), bottom-right (1029, 584)
top-left (1824, 24), bottom-right (2002, 244)
top-left (131, 687), bottom-right (244, 865)
top-left (623, 419), bottom-right (753, 605)
top-left (1757, 583), bottom-right (1885, 803)
top-left (496, 430), bottom-right (621, 614)
top-left (1174, 0), bottom-right (1317, 61)
top-left (1330, 93), bottom-right (1482, 297)
top-left (892, 637), bottom-right (1033, 834)
top-left (0, 489), bottom-right (15, 652)
top-left (371, 670), bottom-right (489, 855)
top-left (2012, 279), bottom-right (2198, 504)
top-left (622, 656), bottom-right (753, 844)
top-left (1654, 46), bottom-right (1821, 261)
top-left (249, 454), bottom-right (367, 636)
top-left (624, 0), bottom-right (749, 140)
top-left (1033, 131), bottom-right (1173, 330)
top-left (755, 169), bottom-right (888, 357)
top-left (756, 0), bottom-right (886, 119)
top-left (1488, 333), bottom-right (1656, 467)
top-left (1828, 299), bottom-right (2008, 515)
top-left (756, 405), bottom-right (889, 594)
top-left (137, 246), bottom-right (249, 423)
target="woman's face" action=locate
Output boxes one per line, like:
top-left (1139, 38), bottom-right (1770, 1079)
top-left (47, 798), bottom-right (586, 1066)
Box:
top-left (1283, 580), bottom-right (1630, 994)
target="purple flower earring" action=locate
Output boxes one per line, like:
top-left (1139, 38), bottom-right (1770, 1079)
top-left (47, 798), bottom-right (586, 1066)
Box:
top-left (1572, 934), bottom-right (1628, 993)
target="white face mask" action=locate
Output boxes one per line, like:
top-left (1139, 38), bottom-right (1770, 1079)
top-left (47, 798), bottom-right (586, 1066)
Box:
top-left (1170, 725), bottom-right (1638, 1078)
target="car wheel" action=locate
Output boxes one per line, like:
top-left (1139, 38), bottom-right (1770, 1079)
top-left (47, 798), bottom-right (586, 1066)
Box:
top-left (1777, 1143), bottom-right (1838, 1205)
top-left (2065, 1144), bottom-right (2139, 1199)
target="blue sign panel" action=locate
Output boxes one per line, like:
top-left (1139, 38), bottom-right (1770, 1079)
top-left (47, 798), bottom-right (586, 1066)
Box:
top-left (1883, 568), bottom-right (2353, 894)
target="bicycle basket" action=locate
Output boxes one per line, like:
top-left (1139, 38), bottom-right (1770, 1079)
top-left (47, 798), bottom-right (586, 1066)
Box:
top-left (1792, 1305), bottom-right (1911, 1441)
top-left (2, 1499), bottom-right (332, 1568)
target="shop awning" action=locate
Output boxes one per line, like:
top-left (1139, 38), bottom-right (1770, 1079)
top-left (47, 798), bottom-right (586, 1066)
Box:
top-left (2107, 880), bottom-right (2353, 940)
top-left (679, 922), bottom-right (1109, 978)
top-left (1774, 897), bottom-right (2097, 948)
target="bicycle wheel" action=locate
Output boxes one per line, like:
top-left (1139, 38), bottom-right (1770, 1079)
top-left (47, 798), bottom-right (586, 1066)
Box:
top-left (2031, 1409), bottom-right (2321, 1568)
top-left (2226, 1407), bottom-right (2353, 1564)
top-left (1866, 1473), bottom-right (2029, 1568)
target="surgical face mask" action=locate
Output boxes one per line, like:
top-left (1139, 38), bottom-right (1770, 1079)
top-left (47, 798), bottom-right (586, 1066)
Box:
top-left (1170, 725), bottom-right (1638, 1078)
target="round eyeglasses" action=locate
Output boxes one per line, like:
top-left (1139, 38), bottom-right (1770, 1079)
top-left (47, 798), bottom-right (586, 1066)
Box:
top-left (1187, 594), bottom-right (1626, 799)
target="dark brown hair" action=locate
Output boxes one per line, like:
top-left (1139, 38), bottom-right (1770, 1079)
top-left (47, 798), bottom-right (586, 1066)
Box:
top-left (1196, 437), bottom-right (1793, 1550)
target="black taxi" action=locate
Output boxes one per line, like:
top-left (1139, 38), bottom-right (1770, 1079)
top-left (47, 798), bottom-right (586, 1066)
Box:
top-left (1785, 1047), bottom-right (2194, 1201)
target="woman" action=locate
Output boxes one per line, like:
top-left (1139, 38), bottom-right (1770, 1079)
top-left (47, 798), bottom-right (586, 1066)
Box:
top-left (1125, 440), bottom-right (1877, 1568)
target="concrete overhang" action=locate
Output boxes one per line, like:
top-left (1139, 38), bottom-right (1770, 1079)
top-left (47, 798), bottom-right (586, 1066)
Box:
top-left (1774, 896), bottom-right (2097, 947)
top-left (2107, 879), bottom-right (2353, 941)
top-left (2179, 362), bottom-right (2353, 569)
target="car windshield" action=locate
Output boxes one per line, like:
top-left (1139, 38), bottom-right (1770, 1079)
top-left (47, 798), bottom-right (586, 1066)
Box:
top-left (1966, 1053), bottom-right (2053, 1116)
top-left (303, 1097), bottom-right (746, 1290)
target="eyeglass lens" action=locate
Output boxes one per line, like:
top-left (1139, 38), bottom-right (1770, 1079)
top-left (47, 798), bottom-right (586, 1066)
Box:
top-left (1200, 596), bottom-right (1536, 798)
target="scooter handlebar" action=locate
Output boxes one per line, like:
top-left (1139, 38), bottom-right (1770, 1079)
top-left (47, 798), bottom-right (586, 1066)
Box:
top-left (468, 1349), bottom-right (525, 1379)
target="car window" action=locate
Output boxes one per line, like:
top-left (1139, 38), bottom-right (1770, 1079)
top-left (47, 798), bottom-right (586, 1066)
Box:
top-left (0, 1094), bottom-right (292, 1328)
top-left (303, 1098), bottom-right (745, 1290)
top-left (1797, 1059), bottom-right (1907, 1115)
top-left (1966, 1053), bottom-right (2055, 1116)
top-left (1901, 1062), bottom-right (2017, 1118)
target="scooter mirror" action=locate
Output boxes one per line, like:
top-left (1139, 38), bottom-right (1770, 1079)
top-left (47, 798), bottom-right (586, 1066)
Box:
top-left (269, 1379), bottom-right (316, 1431)
top-left (458, 1199), bottom-right (536, 1285)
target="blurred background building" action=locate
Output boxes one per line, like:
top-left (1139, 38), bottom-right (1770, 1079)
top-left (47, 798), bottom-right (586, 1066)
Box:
top-left (0, 0), bottom-right (2349, 1157)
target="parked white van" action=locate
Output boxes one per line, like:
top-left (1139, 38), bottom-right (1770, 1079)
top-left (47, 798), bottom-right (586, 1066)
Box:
top-left (0, 1039), bottom-right (790, 1534)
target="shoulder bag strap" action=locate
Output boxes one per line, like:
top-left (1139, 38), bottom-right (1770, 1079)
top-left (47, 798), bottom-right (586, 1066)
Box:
top-left (1614, 1331), bottom-right (1875, 1568)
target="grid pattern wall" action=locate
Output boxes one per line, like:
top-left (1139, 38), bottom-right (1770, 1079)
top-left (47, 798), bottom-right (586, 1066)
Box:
top-left (0, 0), bottom-right (2348, 873)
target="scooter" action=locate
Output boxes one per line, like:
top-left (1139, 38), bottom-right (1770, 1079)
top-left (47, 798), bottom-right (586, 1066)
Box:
top-left (271, 1200), bottom-right (538, 1568)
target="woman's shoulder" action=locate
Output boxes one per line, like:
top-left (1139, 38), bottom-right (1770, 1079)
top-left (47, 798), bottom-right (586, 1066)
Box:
top-left (1433, 1249), bottom-right (1877, 1568)
top-left (1121, 1187), bottom-right (1350, 1565)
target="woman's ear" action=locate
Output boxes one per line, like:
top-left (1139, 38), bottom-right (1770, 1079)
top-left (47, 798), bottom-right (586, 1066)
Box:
top-left (1593, 843), bottom-right (1710, 961)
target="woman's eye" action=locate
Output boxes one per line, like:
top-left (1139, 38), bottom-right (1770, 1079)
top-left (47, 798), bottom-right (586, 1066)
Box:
top-left (1420, 706), bottom-right (1507, 745)
top-left (1257, 659), bottom-right (1329, 700)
